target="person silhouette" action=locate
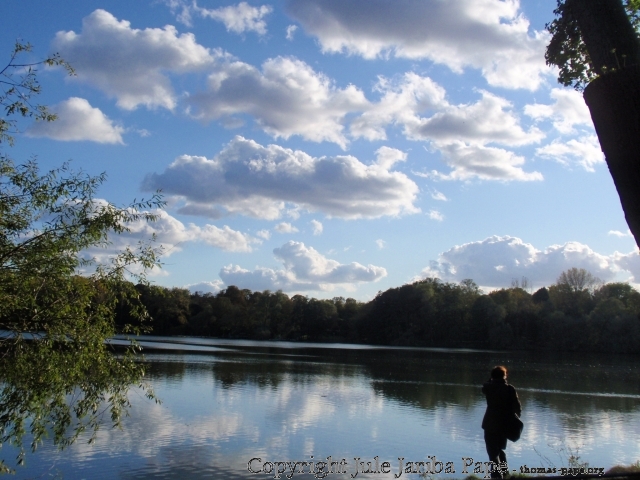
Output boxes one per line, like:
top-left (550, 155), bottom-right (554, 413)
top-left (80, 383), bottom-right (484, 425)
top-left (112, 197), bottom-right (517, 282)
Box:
top-left (481, 365), bottom-right (521, 478)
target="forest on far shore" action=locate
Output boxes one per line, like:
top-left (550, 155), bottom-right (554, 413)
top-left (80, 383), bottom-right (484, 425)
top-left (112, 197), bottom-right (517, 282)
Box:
top-left (115, 268), bottom-right (640, 354)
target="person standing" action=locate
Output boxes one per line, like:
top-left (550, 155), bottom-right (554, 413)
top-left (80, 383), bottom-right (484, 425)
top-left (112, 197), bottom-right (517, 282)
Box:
top-left (482, 365), bottom-right (522, 478)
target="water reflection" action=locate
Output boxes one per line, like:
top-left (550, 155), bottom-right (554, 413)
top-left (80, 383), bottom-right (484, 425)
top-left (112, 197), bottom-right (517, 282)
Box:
top-left (8, 338), bottom-right (640, 479)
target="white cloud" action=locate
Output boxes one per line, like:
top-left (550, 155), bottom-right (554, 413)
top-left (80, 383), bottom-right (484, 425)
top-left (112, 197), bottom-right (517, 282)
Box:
top-left (350, 72), bottom-right (447, 142)
top-left (143, 136), bottom-right (420, 220)
top-left (353, 75), bottom-right (540, 147)
top-left (421, 235), bottom-right (640, 289)
top-left (525, 88), bottom-right (593, 135)
top-left (609, 230), bottom-right (633, 238)
top-left (286, 207), bottom-right (301, 220)
top-left (430, 190), bottom-right (448, 202)
top-left (196, 223), bottom-right (261, 251)
top-left (428, 210), bottom-right (444, 221)
top-left (80, 206), bottom-right (259, 279)
top-left (121, 209), bottom-right (259, 253)
top-left (163, 0), bottom-right (194, 27)
top-left (285, 0), bottom-right (550, 90)
top-left (286, 25), bottom-right (298, 40)
top-left (536, 135), bottom-right (604, 172)
top-left (351, 74), bottom-right (542, 181)
top-left (186, 280), bottom-right (224, 294)
top-left (220, 241), bottom-right (387, 292)
top-left (189, 56), bottom-right (369, 148)
top-left (256, 229), bottom-right (271, 240)
top-left (275, 241), bottom-right (386, 282)
top-left (275, 222), bottom-right (299, 233)
top-left (197, 2), bottom-right (273, 35)
top-left (52, 9), bottom-right (214, 110)
top-left (27, 97), bottom-right (124, 144)
top-left (431, 142), bottom-right (543, 182)
top-left (409, 91), bottom-right (544, 146)
top-left (310, 220), bottom-right (323, 235)
top-left (613, 251), bottom-right (640, 284)
top-left (376, 239), bottom-right (386, 249)
top-left (220, 264), bottom-right (302, 292)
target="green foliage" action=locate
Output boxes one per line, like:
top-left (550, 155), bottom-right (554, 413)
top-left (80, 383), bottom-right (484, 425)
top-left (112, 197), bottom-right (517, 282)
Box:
top-left (0, 44), bottom-right (163, 474)
top-left (0, 162), bottom-right (164, 474)
top-left (532, 286), bottom-right (550, 304)
top-left (136, 285), bottom-right (191, 335)
top-left (471, 296), bottom-right (506, 348)
top-left (594, 281), bottom-right (640, 310)
top-left (545, 0), bottom-right (640, 90)
top-left (546, 0), bottom-right (596, 90)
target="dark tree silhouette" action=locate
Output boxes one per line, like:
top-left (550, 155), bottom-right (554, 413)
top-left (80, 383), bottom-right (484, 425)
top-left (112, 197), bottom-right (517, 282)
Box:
top-left (546, 0), bottom-right (640, 249)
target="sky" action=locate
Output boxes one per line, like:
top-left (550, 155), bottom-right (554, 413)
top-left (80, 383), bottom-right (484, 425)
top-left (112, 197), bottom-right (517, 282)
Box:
top-left (2, 0), bottom-right (639, 300)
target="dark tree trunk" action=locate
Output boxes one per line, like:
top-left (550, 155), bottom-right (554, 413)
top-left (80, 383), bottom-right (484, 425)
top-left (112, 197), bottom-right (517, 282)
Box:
top-left (568, 0), bottom-right (640, 249)
top-left (569, 0), bottom-right (640, 75)
top-left (584, 67), bottom-right (640, 249)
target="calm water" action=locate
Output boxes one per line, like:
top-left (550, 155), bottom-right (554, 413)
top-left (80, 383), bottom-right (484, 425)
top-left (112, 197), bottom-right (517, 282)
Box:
top-left (6, 336), bottom-right (640, 479)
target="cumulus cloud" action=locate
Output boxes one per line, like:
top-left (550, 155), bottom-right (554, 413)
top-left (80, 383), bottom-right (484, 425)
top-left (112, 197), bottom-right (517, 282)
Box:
top-left (525, 88), bottom-right (593, 135)
top-left (78, 205), bottom-right (259, 280)
top-left (376, 239), bottom-right (386, 249)
top-left (350, 72), bottom-right (447, 142)
top-left (275, 222), bottom-right (299, 233)
top-left (351, 74), bottom-right (542, 181)
top-left (220, 240), bottom-right (387, 292)
top-left (285, 0), bottom-right (550, 90)
top-left (351, 75), bottom-right (541, 146)
top-left (186, 280), bottom-right (224, 294)
top-left (84, 208), bottom-right (260, 272)
top-left (197, 2), bottom-right (273, 34)
top-left (220, 264), bottom-right (300, 292)
top-left (430, 142), bottom-right (543, 182)
top-left (310, 220), bottom-right (323, 235)
top-left (535, 135), bottom-right (604, 172)
top-left (524, 90), bottom-right (603, 172)
top-left (409, 91), bottom-right (543, 146)
top-left (421, 235), bottom-right (640, 289)
top-left (52, 9), bottom-right (214, 110)
top-left (27, 97), bottom-right (124, 144)
top-left (189, 56), bottom-right (369, 148)
top-left (613, 251), bottom-right (640, 284)
top-left (275, 241), bottom-right (386, 282)
top-left (166, 1), bottom-right (272, 33)
top-left (142, 136), bottom-right (420, 220)
top-left (120, 209), bottom-right (260, 253)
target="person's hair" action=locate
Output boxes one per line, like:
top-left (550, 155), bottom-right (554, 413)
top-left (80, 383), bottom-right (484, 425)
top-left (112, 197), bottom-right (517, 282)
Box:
top-left (490, 365), bottom-right (507, 379)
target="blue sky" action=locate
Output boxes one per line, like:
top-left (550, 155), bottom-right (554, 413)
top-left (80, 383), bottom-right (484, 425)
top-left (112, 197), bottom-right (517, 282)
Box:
top-left (2, 0), bottom-right (639, 300)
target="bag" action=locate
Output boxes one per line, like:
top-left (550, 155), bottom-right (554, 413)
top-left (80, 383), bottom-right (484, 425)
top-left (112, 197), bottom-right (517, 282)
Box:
top-left (506, 414), bottom-right (523, 442)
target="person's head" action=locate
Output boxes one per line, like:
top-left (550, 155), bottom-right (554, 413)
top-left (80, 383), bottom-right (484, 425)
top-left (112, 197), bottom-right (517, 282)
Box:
top-left (490, 365), bottom-right (507, 380)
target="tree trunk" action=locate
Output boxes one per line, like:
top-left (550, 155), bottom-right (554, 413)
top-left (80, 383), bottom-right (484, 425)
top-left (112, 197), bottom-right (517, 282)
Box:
top-left (584, 67), bottom-right (640, 249)
top-left (569, 0), bottom-right (640, 75)
top-left (569, 0), bottom-right (640, 249)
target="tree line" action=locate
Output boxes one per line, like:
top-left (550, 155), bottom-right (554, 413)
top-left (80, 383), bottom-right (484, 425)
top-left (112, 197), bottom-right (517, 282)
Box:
top-left (119, 267), bottom-right (640, 354)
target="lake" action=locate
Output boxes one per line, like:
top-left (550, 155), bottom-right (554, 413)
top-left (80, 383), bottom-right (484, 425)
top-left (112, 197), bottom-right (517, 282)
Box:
top-left (6, 336), bottom-right (640, 479)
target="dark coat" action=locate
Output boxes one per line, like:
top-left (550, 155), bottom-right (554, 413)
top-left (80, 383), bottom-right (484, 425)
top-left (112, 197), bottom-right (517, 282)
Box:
top-left (481, 378), bottom-right (521, 434)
